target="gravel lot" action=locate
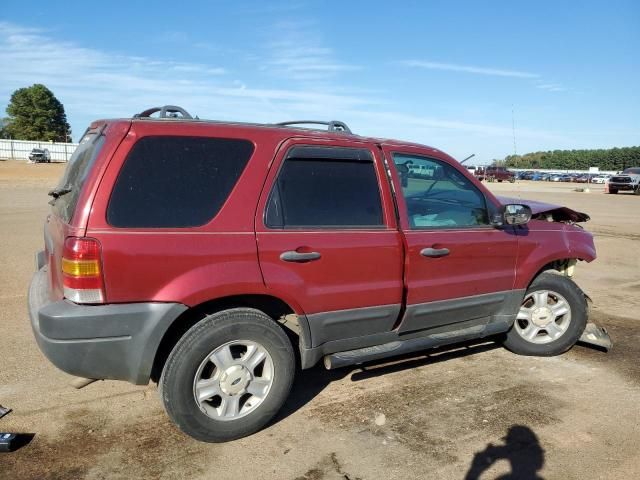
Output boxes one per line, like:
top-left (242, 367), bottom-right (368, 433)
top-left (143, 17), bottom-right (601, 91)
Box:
top-left (1, 160), bottom-right (638, 479)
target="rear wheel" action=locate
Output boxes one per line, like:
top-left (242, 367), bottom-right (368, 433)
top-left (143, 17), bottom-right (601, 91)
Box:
top-left (503, 273), bottom-right (587, 356)
top-left (160, 308), bottom-right (295, 442)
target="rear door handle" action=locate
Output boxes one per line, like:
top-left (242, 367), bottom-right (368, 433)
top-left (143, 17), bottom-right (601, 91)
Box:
top-left (280, 251), bottom-right (322, 263)
top-left (420, 247), bottom-right (450, 258)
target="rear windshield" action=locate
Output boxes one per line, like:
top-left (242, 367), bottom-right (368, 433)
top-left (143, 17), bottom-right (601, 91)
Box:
top-left (52, 130), bottom-right (106, 223)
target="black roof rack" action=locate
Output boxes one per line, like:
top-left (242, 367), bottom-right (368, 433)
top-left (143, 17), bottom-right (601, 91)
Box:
top-left (131, 106), bottom-right (352, 134)
top-left (134, 105), bottom-right (194, 120)
top-left (274, 120), bottom-right (352, 134)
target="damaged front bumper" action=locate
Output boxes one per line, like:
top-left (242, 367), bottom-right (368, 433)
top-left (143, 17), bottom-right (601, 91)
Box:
top-left (579, 323), bottom-right (613, 351)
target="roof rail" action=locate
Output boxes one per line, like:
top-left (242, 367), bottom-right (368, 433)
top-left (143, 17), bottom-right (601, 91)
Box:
top-left (134, 105), bottom-right (194, 120)
top-left (274, 120), bottom-right (352, 134)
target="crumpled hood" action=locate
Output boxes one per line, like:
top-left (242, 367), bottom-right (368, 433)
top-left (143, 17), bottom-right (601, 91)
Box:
top-left (496, 195), bottom-right (590, 223)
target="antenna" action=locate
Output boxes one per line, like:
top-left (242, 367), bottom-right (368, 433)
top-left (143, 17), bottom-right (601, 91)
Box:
top-left (511, 105), bottom-right (517, 157)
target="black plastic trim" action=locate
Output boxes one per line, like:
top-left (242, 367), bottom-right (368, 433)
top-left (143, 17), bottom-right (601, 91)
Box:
top-left (285, 146), bottom-right (373, 161)
top-left (397, 290), bottom-right (524, 334)
top-left (28, 267), bottom-right (187, 384)
top-left (299, 289), bottom-right (525, 369)
top-left (306, 304), bottom-right (402, 348)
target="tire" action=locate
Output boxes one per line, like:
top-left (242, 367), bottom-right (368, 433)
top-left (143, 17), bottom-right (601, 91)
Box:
top-left (609, 188), bottom-right (618, 194)
top-left (160, 308), bottom-right (295, 442)
top-left (634, 186), bottom-right (640, 196)
top-left (503, 272), bottom-right (587, 356)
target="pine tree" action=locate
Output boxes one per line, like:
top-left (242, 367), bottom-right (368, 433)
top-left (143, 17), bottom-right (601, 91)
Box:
top-left (4, 84), bottom-right (71, 141)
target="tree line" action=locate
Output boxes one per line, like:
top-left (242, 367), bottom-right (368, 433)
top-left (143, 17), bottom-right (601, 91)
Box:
top-left (1, 84), bottom-right (71, 142)
top-left (502, 146), bottom-right (640, 171)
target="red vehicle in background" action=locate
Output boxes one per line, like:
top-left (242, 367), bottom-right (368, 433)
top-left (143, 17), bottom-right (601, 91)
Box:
top-left (476, 166), bottom-right (516, 182)
top-left (29, 105), bottom-right (607, 442)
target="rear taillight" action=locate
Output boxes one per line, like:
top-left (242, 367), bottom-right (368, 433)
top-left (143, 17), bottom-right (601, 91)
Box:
top-left (62, 237), bottom-right (105, 304)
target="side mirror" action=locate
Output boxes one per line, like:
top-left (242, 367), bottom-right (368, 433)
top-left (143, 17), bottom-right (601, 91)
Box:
top-left (492, 204), bottom-right (532, 226)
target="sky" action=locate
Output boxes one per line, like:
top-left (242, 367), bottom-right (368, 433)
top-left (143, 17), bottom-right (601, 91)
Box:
top-left (1, 0), bottom-right (638, 163)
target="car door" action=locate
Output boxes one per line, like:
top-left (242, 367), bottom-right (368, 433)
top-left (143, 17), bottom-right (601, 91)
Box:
top-left (256, 138), bottom-right (404, 348)
top-left (381, 144), bottom-right (521, 334)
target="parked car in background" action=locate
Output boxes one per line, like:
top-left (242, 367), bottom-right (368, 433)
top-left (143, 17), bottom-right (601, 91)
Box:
top-left (549, 174), bottom-right (564, 182)
top-left (28, 148), bottom-right (51, 163)
top-left (591, 175), bottom-right (610, 184)
top-left (608, 167), bottom-right (640, 194)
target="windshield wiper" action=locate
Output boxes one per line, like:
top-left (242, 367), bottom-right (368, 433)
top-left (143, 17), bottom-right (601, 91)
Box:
top-left (48, 187), bottom-right (72, 199)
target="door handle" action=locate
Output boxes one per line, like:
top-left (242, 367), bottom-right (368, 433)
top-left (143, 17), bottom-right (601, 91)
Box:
top-left (420, 247), bottom-right (450, 258)
top-left (280, 251), bottom-right (322, 263)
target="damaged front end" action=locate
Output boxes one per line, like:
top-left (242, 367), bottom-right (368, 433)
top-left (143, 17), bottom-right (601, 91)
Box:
top-left (496, 196), bottom-right (612, 351)
top-left (496, 195), bottom-right (590, 224)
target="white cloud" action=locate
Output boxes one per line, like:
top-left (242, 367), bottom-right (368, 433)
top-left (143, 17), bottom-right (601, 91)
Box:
top-left (535, 83), bottom-right (566, 92)
top-left (263, 21), bottom-right (361, 81)
top-left (400, 60), bottom-right (540, 79)
top-left (0, 22), bottom-right (369, 124)
top-left (0, 21), bottom-right (564, 158)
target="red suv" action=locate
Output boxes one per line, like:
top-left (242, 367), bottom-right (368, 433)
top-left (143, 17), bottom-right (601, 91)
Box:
top-left (476, 166), bottom-right (516, 182)
top-left (29, 106), bottom-right (601, 442)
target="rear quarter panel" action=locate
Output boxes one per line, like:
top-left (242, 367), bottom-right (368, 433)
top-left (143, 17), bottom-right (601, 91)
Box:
top-left (45, 121), bottom-right (130, 301)
top-left (86, 122), bottom-right (287, 307)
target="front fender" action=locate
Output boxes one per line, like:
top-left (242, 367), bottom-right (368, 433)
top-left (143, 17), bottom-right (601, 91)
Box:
top-left (514, 221), bottom-right (595, 289)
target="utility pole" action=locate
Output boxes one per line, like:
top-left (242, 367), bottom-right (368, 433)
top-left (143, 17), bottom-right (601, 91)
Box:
top-left (511, 105), bottom-right (517, 158)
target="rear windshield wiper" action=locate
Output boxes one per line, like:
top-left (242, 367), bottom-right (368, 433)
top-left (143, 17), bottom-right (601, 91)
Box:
top-left (48, 187), bottom-right (72, 199)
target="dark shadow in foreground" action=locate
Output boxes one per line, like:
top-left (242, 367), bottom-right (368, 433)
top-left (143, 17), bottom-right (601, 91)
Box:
top-left (465, 425), bottom-right (544, 480)
top-left (273, 338), bottom-right (500, 425)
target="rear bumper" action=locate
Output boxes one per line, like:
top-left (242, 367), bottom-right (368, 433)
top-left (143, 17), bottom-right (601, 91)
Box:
top-left (28, 266), bottom-right (187, 385)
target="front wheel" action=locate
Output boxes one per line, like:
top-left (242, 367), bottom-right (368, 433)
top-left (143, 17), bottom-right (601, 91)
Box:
top-left (503, 273), bottom-right (587, 356)
top-left (609, 188), bottom-right (618, 194)
top-left (160, 308), bottom-right (295, 442)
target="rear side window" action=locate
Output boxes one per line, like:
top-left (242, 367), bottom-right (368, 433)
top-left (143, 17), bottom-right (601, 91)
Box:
top-left (52, 131), bottom-right (105, 223)
top-left (265, 146), bottom-right (383, 228)
top-left (108, 136), bottom-right (254, 228)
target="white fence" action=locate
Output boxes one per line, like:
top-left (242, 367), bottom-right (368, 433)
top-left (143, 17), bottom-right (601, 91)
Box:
top-left (0, 139), bottom-right (78, 162)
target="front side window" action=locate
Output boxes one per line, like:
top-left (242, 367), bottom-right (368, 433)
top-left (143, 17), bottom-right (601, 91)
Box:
top-left (108, 136), bottom-right (254, 228)
top-left (393, 154), bottom-right (489, 228)
top-left (265, 146), bottom-right (383, 228)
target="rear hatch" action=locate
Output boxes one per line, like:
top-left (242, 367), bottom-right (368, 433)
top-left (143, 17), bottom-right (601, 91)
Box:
top-left (44, 121), bottom-right (129, 301)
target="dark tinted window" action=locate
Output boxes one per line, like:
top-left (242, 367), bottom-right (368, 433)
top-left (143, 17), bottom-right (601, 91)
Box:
top-left (108, 136), bottom-right (254, 228)
top-left (266, 147), bottom-right (383, 228)
top-left (394, 154), bottom-right (489, 228)
top-left (52, 131), bottom-right (105, 223)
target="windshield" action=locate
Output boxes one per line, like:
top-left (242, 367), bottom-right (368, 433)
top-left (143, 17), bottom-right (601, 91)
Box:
top-left (623, 167), bottom-right (640, 174)
top-left (51, 130), bottom-right (105, 223)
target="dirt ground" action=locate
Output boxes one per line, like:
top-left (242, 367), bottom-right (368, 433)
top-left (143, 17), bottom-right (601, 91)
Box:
top-left (0, 160), bottom-right (638, 479)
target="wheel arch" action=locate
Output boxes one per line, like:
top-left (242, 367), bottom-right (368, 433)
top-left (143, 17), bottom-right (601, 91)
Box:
top-left (150, 294), bottom-right (305, 383)
top-left (523, 257), bottom-right (581, 290)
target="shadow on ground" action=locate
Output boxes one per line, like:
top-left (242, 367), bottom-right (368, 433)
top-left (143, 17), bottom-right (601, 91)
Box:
top-left (274, 338), bottom-right (501, 425)
top-left (465, 425), bottom-right (545, 480)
